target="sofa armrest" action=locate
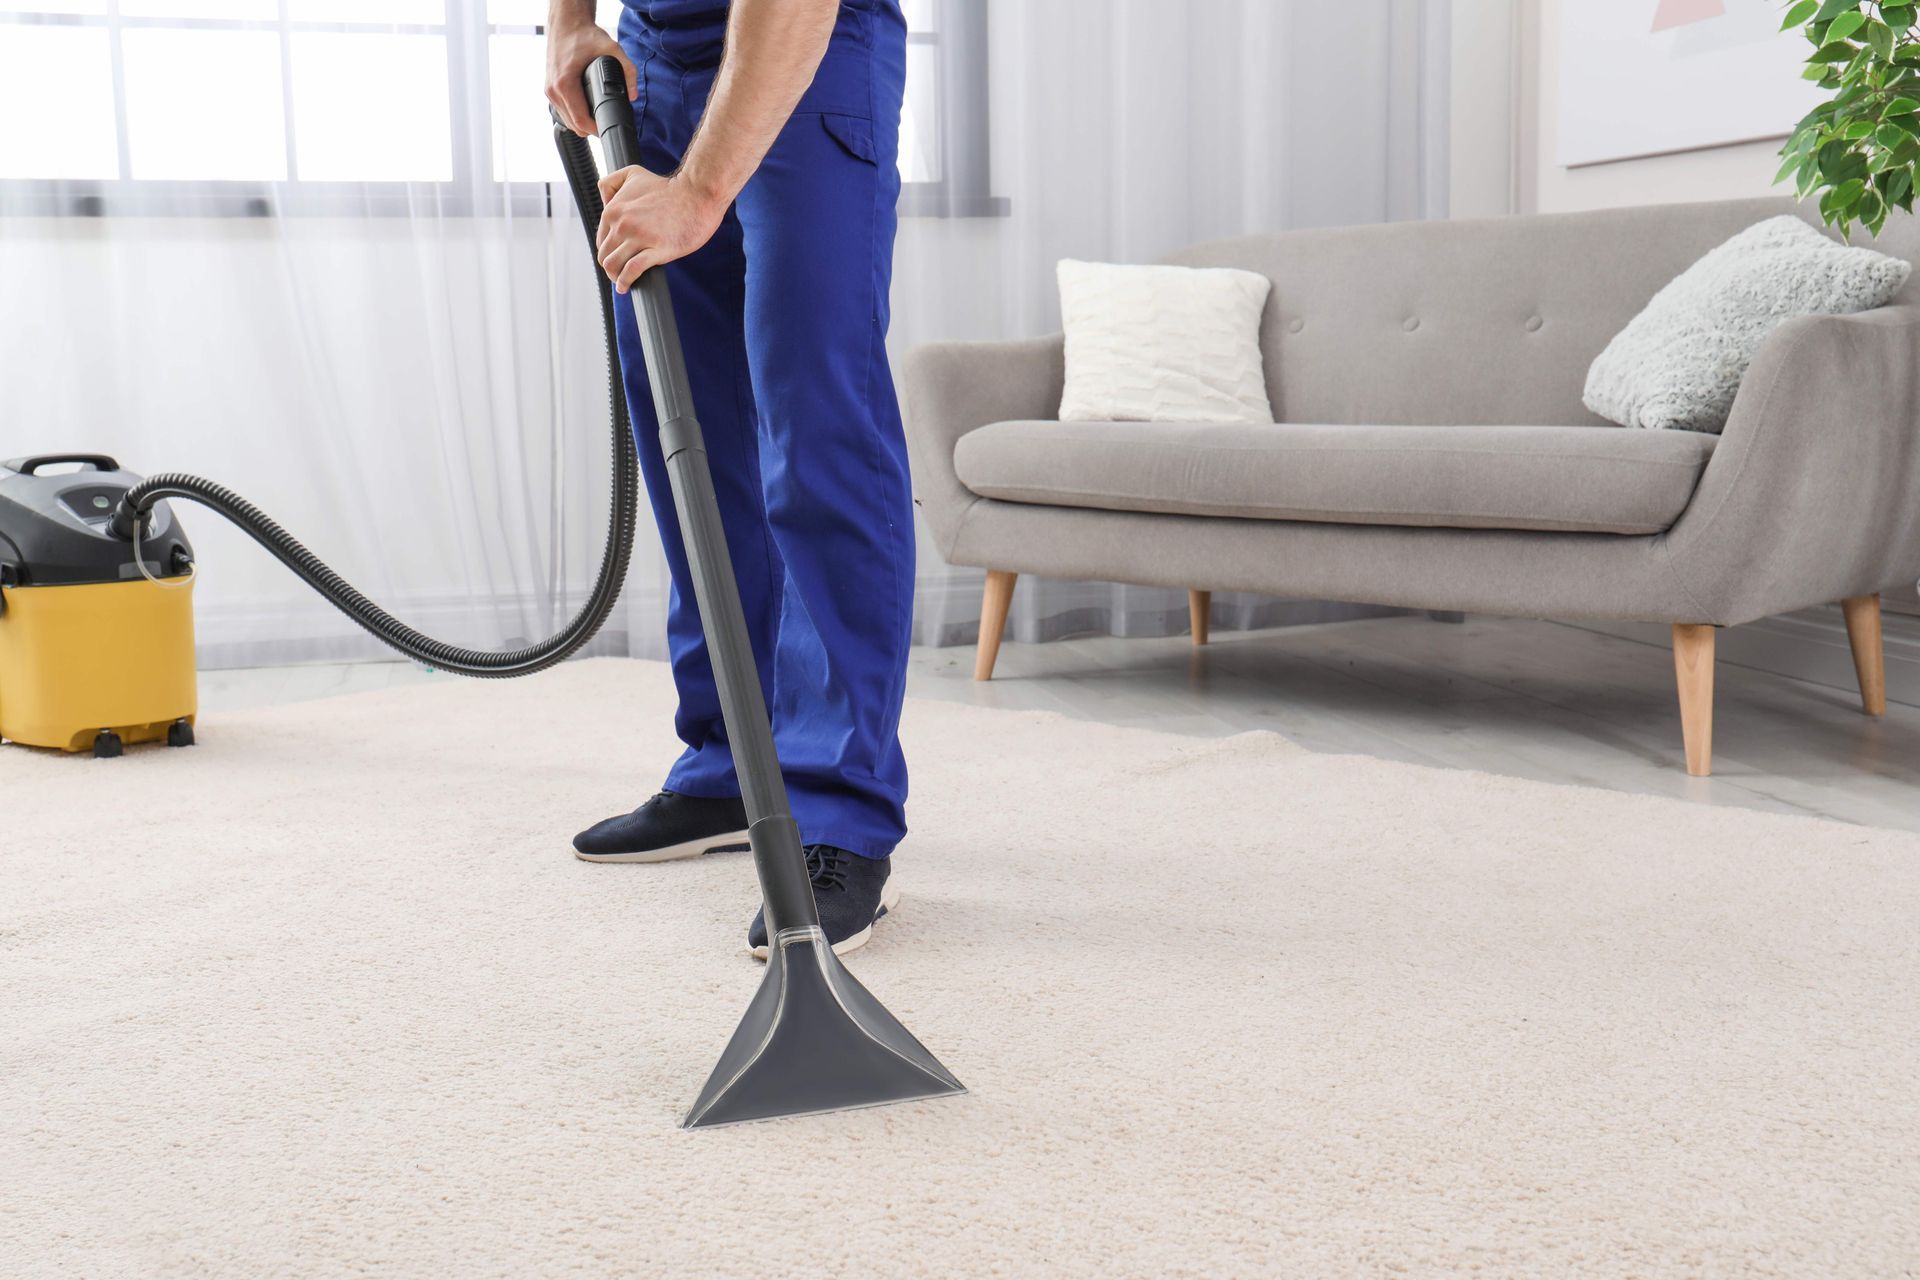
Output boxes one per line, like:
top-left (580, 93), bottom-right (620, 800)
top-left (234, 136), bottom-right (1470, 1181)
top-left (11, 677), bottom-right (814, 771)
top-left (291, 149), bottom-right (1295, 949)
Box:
top-left (901, 335), bottom-right (1064, 557)
top-left (1665, 303), bottom-right (1920, 624)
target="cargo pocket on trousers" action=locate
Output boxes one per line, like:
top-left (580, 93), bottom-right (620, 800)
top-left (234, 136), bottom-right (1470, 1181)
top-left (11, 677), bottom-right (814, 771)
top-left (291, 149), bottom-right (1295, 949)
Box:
top-left (820, 113), bottom-right (877, 166)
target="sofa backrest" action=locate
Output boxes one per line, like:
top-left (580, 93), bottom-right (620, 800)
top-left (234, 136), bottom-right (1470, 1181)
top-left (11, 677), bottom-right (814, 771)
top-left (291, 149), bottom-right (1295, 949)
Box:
top-left (1164, 196), bottom-right (1920, 427)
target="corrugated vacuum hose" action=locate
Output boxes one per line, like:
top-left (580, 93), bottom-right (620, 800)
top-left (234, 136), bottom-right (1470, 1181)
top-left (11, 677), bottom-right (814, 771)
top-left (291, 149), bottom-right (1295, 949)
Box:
top-left (108, 115), bottom-right (640, 678)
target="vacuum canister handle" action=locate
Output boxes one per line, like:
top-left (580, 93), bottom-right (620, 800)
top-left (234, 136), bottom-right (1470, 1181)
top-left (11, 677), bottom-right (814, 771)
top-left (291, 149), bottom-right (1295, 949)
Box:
top-left (7, 453), bottom-right (120, 476)
top-left (583, 55), bottom-right (641, 173)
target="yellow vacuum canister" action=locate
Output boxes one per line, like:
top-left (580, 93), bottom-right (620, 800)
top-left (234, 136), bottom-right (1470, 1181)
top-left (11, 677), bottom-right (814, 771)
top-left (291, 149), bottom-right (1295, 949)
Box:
top-left (0, 454), bottom-right (197, 757)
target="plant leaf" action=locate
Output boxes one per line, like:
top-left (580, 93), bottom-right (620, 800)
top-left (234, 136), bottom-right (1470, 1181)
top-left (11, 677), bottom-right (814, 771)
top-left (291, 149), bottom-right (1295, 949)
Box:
top-left (1828, 10), bottom-right (1868, 41)
top-left (1859, 185), bottom-right (1885, 225)
top-left (1783, 0), bottom-right (1819, 26)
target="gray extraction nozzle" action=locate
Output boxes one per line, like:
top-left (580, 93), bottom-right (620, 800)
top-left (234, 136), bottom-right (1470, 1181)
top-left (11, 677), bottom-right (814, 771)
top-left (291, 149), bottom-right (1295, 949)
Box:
top-left (683, 926), bottom-right (965, 1129)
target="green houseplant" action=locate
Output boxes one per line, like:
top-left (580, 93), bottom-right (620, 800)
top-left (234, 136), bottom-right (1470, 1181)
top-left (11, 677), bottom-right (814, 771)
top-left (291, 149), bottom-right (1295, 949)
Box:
top-left (1778, 0), bottom-right (1920, 236)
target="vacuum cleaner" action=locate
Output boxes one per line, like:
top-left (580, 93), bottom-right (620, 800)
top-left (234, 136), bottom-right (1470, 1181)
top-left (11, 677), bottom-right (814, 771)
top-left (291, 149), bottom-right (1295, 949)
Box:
top-left (0, 58), bottom-right (963, 1129)
top-left (0, 453), bottom-right (197, 756)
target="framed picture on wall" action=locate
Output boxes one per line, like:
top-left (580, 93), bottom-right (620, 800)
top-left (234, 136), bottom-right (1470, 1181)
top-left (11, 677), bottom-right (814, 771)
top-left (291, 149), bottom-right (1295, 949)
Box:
top-left (1559, 0), bottom-right (1825, 167)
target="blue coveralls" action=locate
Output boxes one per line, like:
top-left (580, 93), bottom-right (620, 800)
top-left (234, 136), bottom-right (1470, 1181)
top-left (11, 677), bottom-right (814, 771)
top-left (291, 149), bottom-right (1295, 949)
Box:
top-left (613, 0), bottom-right (912, 859)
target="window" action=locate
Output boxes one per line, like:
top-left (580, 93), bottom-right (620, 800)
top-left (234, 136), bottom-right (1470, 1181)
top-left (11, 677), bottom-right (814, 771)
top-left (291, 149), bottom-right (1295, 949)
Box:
top-left (0, 0), bottom-right (999, 217)
top-left (900, 0), bottom-right (1004, 217)
top-left (0, 0), bottom-right (564, 215)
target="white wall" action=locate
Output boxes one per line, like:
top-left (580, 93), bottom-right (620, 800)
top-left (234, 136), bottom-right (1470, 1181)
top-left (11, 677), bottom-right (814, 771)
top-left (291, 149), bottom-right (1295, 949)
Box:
top-left (1448, 0), bottom-right (1521, 219)
top-left (1447, 0), bottom-right (1793, 218)
top-left (1524, 0), bottom-right (1789, 214)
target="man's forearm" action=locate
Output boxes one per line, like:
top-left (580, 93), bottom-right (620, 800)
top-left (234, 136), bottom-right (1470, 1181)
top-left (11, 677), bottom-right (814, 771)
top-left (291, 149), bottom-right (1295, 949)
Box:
top-left (548, 0), bottom-right (594, 28)
top-left (675, 0), bottom-right (841, 211)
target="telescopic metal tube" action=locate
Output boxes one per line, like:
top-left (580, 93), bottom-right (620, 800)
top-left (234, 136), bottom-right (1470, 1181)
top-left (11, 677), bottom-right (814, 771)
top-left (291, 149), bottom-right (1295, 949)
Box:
top-left (585, 57), bottom-right (819, 936)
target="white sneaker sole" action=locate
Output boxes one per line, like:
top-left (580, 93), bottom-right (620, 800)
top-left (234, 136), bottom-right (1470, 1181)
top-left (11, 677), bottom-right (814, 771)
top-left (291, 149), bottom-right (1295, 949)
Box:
top-left (749, 876), bottom-right (901, 961)
top-left (573, 828), bottom-right (751, 864)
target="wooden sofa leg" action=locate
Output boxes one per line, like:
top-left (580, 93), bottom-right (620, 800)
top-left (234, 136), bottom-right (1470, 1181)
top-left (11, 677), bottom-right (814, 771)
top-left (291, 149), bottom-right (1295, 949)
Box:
top-left (1841, 593), bottom-right (1888, 716)
top-left (1189, 590), bottom-right (1210, 646)
top-left (1672, 623), bottom-right (1716, 777)
top-left (975, 570), bottom-right (1017, 681)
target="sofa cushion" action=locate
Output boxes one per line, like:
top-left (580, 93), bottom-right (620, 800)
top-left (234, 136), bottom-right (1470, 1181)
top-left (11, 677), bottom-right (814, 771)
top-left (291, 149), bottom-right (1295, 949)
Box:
top-left (951, 420), bottom-right (1718, 535)
top-left (1056, 259), bottom-right (1275, 425)
top-left (1583, 216), bottom-right (1911, 432)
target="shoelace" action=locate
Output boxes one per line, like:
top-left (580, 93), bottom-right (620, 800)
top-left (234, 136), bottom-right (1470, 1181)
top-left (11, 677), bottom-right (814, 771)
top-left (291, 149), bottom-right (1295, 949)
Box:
top-left (804, 845), bottom-right (850, 892)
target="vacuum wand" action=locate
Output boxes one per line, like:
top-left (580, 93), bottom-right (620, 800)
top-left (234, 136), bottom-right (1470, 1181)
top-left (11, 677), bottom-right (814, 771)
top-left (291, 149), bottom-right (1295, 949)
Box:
top-left (581, 57), bottom-right (964, 1128)
top-left (582, 61), bottom-right (816, 939)
top-left (585, 55), bottom-right (639, 163)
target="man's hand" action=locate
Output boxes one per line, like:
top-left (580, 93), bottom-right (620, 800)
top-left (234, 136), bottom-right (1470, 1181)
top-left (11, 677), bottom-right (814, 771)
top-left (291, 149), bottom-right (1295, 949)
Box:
top-left (573, 0), bottom-right (838, 290)
top-left (545, 4), bottom-right (637, 138)
top-left (595, 166), bottom-right (727, 292)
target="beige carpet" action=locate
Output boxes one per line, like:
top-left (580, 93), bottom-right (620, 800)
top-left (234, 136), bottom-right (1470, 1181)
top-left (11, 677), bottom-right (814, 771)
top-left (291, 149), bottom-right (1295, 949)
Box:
top-left (4, 659), bottom-right (1918, 1277)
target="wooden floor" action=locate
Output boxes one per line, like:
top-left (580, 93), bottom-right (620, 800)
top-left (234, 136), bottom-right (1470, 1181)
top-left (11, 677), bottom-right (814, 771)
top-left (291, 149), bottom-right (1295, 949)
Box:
top-left (200, 615), bottom-right (1920, 834)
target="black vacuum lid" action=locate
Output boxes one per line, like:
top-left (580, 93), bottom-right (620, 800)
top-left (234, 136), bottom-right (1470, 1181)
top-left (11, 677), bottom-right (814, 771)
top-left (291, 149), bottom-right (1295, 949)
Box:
top-left (0, 454), bottom-right (193, 588)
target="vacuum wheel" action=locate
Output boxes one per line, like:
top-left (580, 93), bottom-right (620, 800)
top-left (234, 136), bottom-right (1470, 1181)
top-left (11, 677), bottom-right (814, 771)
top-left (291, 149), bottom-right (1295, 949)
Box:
top-left (92, 730), bottom-right (123, 759)
top-left (167, 719), bottom-right (195, 748)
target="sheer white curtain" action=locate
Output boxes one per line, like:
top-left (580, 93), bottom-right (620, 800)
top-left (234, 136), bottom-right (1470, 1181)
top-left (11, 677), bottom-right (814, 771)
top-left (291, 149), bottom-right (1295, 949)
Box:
top-left (893, 0), bottom-right (1452, 648)
top-left (2, 204), bottom-right (644, 669)
top-left (0, 0), bottom-right (1447, 671)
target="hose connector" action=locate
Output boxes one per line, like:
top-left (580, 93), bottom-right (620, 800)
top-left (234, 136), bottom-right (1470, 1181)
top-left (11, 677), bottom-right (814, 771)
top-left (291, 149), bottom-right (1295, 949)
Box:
top-left (108, 496), bottom-right (143, 541)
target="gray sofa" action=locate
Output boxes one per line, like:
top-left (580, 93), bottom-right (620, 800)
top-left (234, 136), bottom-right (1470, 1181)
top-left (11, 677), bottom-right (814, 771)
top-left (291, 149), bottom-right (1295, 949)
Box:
top-left (902, 196), bottom-right (1920, 776)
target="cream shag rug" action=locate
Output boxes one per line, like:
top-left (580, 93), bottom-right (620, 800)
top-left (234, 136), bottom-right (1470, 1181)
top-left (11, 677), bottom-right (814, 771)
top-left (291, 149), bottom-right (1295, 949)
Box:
top-left (4, 659), bottom-right (1918, 1278)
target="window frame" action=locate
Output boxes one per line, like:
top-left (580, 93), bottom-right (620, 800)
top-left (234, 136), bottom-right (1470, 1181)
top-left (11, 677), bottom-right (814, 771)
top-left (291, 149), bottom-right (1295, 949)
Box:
top-left (898, 0), bottom-right (1005, 218)
top-left (0, 0), bottom-right (1001, 219)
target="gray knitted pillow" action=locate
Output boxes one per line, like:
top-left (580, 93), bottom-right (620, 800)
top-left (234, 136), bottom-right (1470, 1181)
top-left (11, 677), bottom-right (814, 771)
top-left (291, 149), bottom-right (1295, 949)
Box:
top-left (1583, 215), bottom-right (1910, 432)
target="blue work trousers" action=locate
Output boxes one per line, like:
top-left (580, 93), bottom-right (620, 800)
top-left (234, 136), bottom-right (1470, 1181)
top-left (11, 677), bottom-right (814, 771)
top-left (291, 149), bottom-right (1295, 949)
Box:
top-left (611, 5), bottom-right (912, 859)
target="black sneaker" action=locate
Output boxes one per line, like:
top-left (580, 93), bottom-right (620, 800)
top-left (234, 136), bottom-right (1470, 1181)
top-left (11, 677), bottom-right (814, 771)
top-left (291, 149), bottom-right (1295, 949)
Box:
top-left (747, 846), bottom-right (899, 960)
top-left (572, 790), bottom-right (750, 863)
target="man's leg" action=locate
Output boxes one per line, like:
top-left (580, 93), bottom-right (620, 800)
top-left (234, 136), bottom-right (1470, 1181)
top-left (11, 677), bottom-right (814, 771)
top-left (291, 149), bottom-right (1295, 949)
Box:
top-left (732, 98), bottom-right (914, 864)
top-left (575, 51), bottom-right (782, 860)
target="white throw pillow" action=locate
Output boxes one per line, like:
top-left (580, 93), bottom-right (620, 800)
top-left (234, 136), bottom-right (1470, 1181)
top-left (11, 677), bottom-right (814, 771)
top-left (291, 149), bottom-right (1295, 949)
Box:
top-left (1584, 215), bottom-right (1910, 432)
top-left (1056, 259), bottom-right (1274, 425)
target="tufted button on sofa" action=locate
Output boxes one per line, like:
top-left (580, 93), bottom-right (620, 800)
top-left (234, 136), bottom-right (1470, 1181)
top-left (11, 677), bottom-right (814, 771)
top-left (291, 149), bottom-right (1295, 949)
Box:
top-left (901, 196), bottom-right (1920, 776)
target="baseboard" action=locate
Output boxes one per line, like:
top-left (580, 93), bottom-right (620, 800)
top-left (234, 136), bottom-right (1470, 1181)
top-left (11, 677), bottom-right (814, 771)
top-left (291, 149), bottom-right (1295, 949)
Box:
top-left (193, 571), bottom-right (1408, 671)
top-left (1565, 605), bottom-right (1920, 710)
top-left (192, 584), bottom-right (652, 670)
top-left (909, 570), bottom-right (1406, 649)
